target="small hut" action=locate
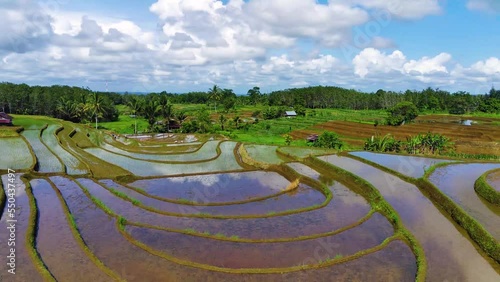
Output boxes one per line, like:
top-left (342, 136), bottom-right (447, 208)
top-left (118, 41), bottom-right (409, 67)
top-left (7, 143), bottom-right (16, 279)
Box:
top-left (0, 112), bottom-right (13, 126)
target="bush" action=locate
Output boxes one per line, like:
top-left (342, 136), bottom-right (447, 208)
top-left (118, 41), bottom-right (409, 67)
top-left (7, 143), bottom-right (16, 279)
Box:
top-left (386, 101), bottom-right (419, 126)
top-left (314, 131), bottom-right (343, 149)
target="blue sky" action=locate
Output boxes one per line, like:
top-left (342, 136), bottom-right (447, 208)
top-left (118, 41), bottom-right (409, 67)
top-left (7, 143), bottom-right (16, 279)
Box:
top-left (1, 0), bottom-right (499, 94)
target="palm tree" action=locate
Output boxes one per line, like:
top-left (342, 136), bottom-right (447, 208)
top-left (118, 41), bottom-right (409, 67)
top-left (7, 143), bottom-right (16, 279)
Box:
top-left (176, 111), bottom-right (187, 125)
top-left (158, 94), bottom-right (173, 131)
top-left (56, 97), bottom-right (78, 121)
top-left (219, 114), bottom-right (227, 131)
top-left (86, 91), bottom-right (105, 130)
top-left (208, 85), bottom-right (222, 113)
top-left (141, 99), bottom-right (160, 132)
top-left (127, 96), bottom-right (143, 135)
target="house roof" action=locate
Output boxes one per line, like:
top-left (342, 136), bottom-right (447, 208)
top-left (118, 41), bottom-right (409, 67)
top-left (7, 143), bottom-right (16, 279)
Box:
top-left (285, 111), bottom-right (297, 116)
top-left (0, 112), bottom-right (13, 120)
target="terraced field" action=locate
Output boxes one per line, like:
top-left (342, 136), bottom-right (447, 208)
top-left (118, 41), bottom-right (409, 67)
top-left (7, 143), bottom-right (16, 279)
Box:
top-left (0, 115), bottom-right (499, 281)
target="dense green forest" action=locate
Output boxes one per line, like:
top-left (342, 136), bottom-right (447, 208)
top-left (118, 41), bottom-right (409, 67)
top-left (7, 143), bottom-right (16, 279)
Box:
top-left (0, 82), bottom-right (498, 126)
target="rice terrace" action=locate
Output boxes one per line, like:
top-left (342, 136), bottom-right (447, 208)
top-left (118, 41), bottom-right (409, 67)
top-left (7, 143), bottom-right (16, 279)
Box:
top-left (0, 95), bottom-right (499, 282)
top-left (1, 0), bottom-right (500, 281)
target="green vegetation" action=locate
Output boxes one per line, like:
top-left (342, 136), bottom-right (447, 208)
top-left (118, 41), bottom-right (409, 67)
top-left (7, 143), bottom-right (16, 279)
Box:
top-left (364, 133), bottom-right (453, 155)
top-left (474, 169), bottom-right (500, 206)
top-left (313, 131), bottom-right (344, 149)
top-left (386, 101), bottom-right (419, 126)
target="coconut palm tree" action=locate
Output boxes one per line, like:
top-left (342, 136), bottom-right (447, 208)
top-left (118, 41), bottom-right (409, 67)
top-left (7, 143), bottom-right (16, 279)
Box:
top-left (86, 91), bottom-right (105, 130)
top-left (141, 99), bottom-right (160, 132)
top-left (127, 96), bottom-right (143, 135)
top-left (208, 85), bottom-right (222, 113)
top-left (158, 94), bottom-right (173, 131)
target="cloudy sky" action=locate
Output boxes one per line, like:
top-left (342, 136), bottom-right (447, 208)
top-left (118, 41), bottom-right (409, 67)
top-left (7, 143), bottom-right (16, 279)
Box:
top-left (1, 0), bottom-right (499, 94)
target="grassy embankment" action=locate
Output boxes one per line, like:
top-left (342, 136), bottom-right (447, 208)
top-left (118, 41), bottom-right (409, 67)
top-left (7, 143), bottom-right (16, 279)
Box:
top-left (474, 169), bottom-right (500, 206)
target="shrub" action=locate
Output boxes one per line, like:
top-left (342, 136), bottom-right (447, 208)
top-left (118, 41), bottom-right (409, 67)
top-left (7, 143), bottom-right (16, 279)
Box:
top-left (386, 101), bottom-right (419, 126)
top-left (313, 131), bottom-right (343, 149)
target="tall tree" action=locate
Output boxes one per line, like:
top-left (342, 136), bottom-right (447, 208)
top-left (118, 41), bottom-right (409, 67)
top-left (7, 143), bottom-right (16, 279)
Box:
top-left (208, 85), bottom-right (222, 113)
top-left (158, 94), bottom-right (173, 131)
top-left (127, 96), bottom-right (143, 135)
top-left (141, 99), bottom-right (160, 132)
top-left (247, 86), bottom-right (261, 106)
top-left (86, 91), bottom-right (105, 129)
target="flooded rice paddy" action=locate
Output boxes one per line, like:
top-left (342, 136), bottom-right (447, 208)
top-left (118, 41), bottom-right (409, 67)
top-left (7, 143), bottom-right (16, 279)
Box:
top-left (428, 163), bottom-right (500, 238)
top-left (1, 127), bottom-right (498, 281)
top-left (319, 155), bottom-right (500, 281)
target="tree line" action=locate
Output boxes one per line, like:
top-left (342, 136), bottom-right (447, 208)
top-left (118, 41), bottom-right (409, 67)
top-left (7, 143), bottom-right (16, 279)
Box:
top-left (0, 82), bottom-right (498, 128)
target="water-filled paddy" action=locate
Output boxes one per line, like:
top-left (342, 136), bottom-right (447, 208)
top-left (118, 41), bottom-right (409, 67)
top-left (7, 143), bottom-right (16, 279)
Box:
top-left (349, 151), bottom-right (454, 178)
top-left (486, 169), bottom-right (500, 191)
top-left (100, 140), bottom-right (220, 162)
top-left (287, 162), bottom-right (322, 180)
top-left (244, 145), bottom-right (283, 164)
top-left (41, 124), bottom-right (88, 175)
top-left (126, 212), bottom-right (393, 268)
top-left (0, 138), bottom-right (34, 170)
top-left (428, 163), bottom-right (500, 239)
top-left (22, 129), bottom-right (64, 173)
top-left (318, 155), bottom-right (500, 281)
top-left (101, 179), bottom-right (325, 216)
top-left (0, 174), bottom-right (43, 282)
top-left (84, 141), bottom-right (243, 176)
top-left (129, 171), bottom-right (294, 203)
top-left (78, 178), bottom-right (370, 239)
top-left (31, 178), bottom-right (109, 281)
top-left (51, 176), bottom-right (414, 281)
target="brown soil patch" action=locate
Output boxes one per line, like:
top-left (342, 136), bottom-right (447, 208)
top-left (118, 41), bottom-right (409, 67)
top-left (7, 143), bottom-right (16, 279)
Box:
top-left (291, 120), bottom-right (500, 155)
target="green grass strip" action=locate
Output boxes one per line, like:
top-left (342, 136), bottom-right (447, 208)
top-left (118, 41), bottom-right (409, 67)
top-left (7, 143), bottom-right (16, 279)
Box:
top-left (420, 163), bottom-right (500, 263)
top-left (45, 178), bottom-right (125, 281)
top-left (21, 177), bottom-right (57, 281)
top-left (474, 168), bottom-right (500, 206)
top-left (302, 156), bottom-right (427, 282)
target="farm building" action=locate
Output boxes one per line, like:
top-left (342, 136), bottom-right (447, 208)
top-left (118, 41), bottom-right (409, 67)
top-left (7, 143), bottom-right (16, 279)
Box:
top-left (285, 111), bottom-right (297, 118)
top-left (0, 112), bottom-right (13, 125)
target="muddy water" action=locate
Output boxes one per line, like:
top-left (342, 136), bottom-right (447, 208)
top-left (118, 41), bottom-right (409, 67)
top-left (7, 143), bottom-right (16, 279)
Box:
top-left (428, 163), bottom-right (500, 239)
top-left (51, 176), bottom-right (416, 281)
top-left (486, 169), bottom-right (500, 191)
top-left (129, 171), bottom-right (292, 203)
top-left (77, 178), bottom-right (370, 240)
top-left (101, 180), bottom-right (325, 216)
top-left (31, 178), bottom-right (110, 281)
top-left (350, 151), bottom-right (453, 178)
top-left (0, 174), bottom-right (43, 282)
top-left (318, 155), bottom-right (500, 281)
top-left (127, 212), bottom-right (393, 268)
